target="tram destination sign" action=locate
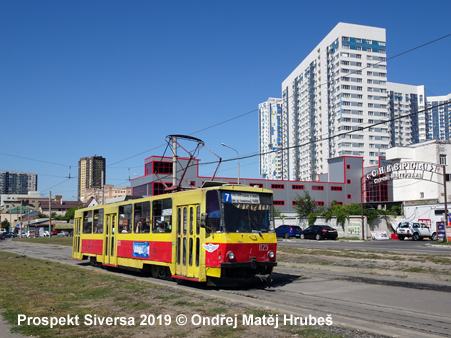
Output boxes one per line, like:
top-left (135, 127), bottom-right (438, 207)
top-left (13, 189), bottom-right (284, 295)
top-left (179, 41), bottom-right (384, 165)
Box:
top-left (366, 161), bottom-right (441, 185)
top-left (222, 192), bottom-right (260, 204)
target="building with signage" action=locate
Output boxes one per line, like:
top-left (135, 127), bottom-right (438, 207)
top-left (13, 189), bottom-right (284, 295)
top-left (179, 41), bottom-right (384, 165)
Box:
top-left (385, 140), bottom-right (451, 204)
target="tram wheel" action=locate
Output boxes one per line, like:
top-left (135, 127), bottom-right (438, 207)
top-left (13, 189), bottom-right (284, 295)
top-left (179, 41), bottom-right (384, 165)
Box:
top-left (150, 265), bottom-right (161, 278)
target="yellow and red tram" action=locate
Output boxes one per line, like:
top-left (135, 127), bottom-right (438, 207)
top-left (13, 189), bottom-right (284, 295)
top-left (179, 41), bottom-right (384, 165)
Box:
top-left (72, 183), bottom-right (277, 284)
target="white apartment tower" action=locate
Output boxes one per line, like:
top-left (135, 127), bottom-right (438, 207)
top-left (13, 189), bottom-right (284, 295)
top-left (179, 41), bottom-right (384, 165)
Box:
top-left (387, 82), bottom-right (426, 147)
top-left (281, 23), bottom-right (388, 181)
top-left (426, 94), bottom-right (451, 141)
top-left (259, 98), bottom-right (283, 179)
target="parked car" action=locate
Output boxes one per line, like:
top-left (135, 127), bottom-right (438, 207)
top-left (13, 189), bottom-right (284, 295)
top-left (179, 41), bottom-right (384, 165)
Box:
top-left (3, 232), bottom-right (16, 238)
top-left (57, 231), bottom-right (70, 237)
top-left (300, 225), bottom-right (338, 240)
top-left (396, 222), bottom-right (437, 241)
top-left (52, 230), bottom-right (58, 236)
top-left (0, 233), bottom-right (5, 240)
top-left (275, 225), bottom-right (302, 238)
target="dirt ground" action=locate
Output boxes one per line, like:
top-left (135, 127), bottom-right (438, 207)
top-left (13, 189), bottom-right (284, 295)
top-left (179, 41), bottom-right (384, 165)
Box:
top-left (276, 246), bottom-right (451, 283)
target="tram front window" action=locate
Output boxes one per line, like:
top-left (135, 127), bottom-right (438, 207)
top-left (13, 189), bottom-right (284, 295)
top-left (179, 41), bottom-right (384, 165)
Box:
top-left (205, 190), bottom-right (275, 233)
top-left (220, 190), bottom-right (274, 233)
top-left (222, 203), bottom-right (273, 233)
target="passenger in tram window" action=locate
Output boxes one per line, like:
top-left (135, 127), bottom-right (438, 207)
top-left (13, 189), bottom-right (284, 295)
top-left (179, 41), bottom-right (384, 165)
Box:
top-left (157, 221), bottom-right (165, 233)
top-left (121, 225), bottom-right (129, 233)
top-left (135, 221), bottom-right (142, 233)
top-left (142, 220), bottom-right (150, 233)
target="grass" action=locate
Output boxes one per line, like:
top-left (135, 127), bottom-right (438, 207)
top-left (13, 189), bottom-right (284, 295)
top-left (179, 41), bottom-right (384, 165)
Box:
top-left (431, 241), bottom-right (451, 246)
top-left (0, 250), bottom-right (344, 338)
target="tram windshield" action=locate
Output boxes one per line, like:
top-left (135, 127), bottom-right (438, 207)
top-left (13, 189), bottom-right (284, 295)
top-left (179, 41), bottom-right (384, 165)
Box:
top-left (206, 190), bottom-right (274, 233)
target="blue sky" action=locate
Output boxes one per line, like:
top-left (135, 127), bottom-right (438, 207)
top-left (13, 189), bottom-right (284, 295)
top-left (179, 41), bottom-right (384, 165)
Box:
top-left (1, 0), bottom-right (450, 200)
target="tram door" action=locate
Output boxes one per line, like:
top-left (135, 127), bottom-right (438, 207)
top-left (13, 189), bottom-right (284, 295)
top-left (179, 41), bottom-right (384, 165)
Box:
top-left (176, 205), bottom-right (201, 278)
top-left (73, 218), bottom-right (82, 260)
top-left (105, 213), bottom-right (117, 266)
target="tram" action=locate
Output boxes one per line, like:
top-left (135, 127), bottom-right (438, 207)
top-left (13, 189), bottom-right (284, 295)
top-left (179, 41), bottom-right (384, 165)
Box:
top-left (72, 183), bottom-right (277, 284)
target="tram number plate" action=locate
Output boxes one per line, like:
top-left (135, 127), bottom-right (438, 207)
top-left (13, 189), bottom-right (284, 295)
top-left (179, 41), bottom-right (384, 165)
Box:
top-left (259, 244), bottom-right (269, 251)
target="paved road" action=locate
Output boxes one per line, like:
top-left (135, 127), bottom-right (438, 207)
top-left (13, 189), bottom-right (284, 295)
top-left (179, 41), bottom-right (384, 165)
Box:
top-left (1, 239), bottom-right (450, 338)
top-left (277, 237), bottom-right (451, 255)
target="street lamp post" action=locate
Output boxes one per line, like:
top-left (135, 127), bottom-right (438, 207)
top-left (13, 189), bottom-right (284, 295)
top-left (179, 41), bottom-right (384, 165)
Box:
top-left (221, 143), bottom-right (240, 185)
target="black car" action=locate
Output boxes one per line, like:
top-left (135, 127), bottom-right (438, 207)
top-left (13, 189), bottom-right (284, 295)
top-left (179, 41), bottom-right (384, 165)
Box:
top-left (0, 233), bottom-right (5, 240)
top-left (300, 225), bottom-right (338, 240)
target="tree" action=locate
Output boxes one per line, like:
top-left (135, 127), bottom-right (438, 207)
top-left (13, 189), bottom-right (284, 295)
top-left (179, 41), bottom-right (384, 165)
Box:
top-left (294, 191), bottom-right (324, 226)
top-left (62, 207), bottom-right (79, 220)
top-left (274, 208), bottom-right (287, 225)
top-left (294, 190), bottom-right (316, 217)
top-left (1, 219), bottom-right (10, 230)
top-left (295, 196), bottom-right (397, 230)
top-left (323, 200), bottom-right (349, 229)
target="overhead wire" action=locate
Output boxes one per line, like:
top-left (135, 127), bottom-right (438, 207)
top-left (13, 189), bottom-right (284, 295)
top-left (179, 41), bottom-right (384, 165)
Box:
top-left (192, 98), bottom-right (451, 168)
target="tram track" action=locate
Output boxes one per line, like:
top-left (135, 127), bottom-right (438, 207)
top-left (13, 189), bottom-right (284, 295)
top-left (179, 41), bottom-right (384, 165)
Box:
top-left (220, 283), bottom-right (451, 338)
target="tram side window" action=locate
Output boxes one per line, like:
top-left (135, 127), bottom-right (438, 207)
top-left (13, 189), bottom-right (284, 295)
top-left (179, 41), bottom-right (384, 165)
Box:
top-left (152, 198), bottom-right (172, 233)
top-left (134, 201), bottom-right (151, 233)
top-left (93, 209), bottom-right (104, 234)
top-left (119, 204), bottom-right (132, 233)
top-left (83, 210), bottom-right (93, 234)
top-left (206, 191), bottom-right (221, 232)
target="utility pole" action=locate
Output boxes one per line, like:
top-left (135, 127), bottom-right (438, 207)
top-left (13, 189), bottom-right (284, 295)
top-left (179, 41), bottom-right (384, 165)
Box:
top-left (443, 165), bottom-right (448, 243)
top-left (101, 170), bottom-right (105, 205)
top-left (360, 176), bottom-right (365, 240)
top-left (20, 201), bottom-right (23, 238)
top-left (49, 191), bottom-right (52, 238)
top-left (172, 136), bottom-right (177, 187)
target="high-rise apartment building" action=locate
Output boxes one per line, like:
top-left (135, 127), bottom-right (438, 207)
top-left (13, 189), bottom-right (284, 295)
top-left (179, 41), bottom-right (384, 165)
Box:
top-left (426, 94), bottom-right (451, 141)
top-left (387, 83), bottom-right (426, 149)
top-left (259, 98), bottom-right (283, 179)
top-left (0, 171), bottom-right (37, 195)
top-left (78, 156), bottom-right (106, 201)
top-left (281, 22), bottom-right (387, 181)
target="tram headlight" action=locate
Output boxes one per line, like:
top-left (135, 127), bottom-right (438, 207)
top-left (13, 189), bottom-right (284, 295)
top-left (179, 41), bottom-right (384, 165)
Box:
top-left (268, 251), bottom-right (275, 259)
top-left (227, 251), bottom-right (235, 260)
